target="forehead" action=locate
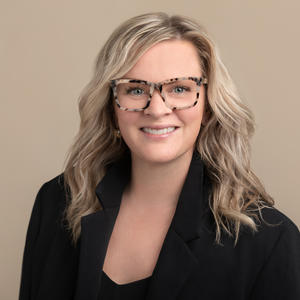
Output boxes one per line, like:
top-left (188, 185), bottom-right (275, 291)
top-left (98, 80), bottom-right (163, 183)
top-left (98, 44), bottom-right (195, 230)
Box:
top-left (123, 39), bottom-right (202, 82)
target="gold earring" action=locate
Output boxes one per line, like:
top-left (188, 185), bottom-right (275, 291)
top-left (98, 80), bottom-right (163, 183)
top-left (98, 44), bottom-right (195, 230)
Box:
top-left (115, 129), bottom-right (121, 138)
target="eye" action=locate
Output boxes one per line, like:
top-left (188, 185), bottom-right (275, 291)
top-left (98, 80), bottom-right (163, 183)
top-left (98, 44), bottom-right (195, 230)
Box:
top-left (172, 85), bottom-right (190, 93)
top-left (126, 87), bottom-right (145, 95)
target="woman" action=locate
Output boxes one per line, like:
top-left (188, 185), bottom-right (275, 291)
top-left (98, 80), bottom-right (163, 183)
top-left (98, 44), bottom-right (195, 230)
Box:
top-left (19, 12), bottom-right (300, 300)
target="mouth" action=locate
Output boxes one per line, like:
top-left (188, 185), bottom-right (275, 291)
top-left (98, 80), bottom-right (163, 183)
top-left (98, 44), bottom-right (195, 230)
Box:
top-left (140, 126), bottom-right (179, 135)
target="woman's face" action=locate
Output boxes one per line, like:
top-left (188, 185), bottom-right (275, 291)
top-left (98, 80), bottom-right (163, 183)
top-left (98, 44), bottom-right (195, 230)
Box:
top-left (114, 39), bottom-right (206, 165)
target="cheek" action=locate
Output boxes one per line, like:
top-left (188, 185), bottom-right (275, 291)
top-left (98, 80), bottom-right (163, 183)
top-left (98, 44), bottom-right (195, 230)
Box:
top-left (114, 106), bottom-right (130, 127)
top-left (177, 105), bottom-right (204, 145)
top-left (179, 104), bottom-right (204, 128)
top-left (116, 111), bottom-right (136, 127)
top-left (115, 110), bottom-right (140, 142)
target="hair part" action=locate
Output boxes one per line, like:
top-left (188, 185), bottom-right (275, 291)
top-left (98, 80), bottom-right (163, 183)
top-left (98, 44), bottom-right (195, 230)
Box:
top-left (62, 12), bottom-right (274, 247)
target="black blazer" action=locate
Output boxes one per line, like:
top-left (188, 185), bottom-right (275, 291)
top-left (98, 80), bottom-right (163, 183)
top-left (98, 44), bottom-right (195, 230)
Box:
top-left (19, 152), bottom-right (300, 300)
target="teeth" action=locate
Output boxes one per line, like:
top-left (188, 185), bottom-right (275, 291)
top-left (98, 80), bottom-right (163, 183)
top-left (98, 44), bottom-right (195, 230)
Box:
top-left (142, 127), bottom-right (176, 135)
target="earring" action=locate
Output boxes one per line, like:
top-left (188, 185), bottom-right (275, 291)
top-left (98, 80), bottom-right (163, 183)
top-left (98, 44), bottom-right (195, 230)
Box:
top-left (115, 129), bottom-right (121, 138)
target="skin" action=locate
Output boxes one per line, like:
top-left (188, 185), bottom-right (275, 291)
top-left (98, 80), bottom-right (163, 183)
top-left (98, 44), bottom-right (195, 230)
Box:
top-left (114, 39), bottom-right (207, 211)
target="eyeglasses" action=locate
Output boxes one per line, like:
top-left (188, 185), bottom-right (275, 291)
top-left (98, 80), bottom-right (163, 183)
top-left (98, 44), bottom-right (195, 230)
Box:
top-left (110, 76), bottom-right (208, 111)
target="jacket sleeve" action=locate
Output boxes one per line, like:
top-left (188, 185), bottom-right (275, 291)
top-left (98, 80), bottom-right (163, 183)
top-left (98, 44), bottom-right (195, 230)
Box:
top-left (19, 184), bottom-right (45, 300)
top-left (249, 220), bottom-right (300, 300)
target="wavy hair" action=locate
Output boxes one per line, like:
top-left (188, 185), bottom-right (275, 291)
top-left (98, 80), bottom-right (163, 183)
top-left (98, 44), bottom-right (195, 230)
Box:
top-left (62, 12), bottom-right (274, 246)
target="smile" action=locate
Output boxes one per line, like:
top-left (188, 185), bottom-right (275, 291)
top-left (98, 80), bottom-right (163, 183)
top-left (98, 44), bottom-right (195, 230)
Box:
top-left (141, 127), bottom-right (176, 135)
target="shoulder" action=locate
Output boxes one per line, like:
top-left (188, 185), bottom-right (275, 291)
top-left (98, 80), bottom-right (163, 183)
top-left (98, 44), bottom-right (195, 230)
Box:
top-left (258, 205), bottom-right (300, 248)
top-left (37, 172), bottom-right (66, 196)
top-left (243, 207), bottom-right (300, 298)
top-left (236, 205), bottom-right (300, 259)
top-left (251, 205), bottom-right (299, 241)
top-left (32, 173), bottom-right (69, 227)
top-left (36, 173), bottom-right (67, 204)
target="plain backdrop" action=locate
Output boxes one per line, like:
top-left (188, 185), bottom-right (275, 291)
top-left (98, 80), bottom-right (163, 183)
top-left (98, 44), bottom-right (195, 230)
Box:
top-left (1, 0), bottom-right (299, 299)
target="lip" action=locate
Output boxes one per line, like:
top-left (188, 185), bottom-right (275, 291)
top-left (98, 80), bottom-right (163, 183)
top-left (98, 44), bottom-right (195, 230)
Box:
top-left (140, 125), bottom-right (179, 129)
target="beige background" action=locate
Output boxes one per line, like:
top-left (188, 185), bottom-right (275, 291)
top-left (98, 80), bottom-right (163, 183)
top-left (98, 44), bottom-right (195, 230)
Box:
top-left (1, 0), bottom-right (299, 298)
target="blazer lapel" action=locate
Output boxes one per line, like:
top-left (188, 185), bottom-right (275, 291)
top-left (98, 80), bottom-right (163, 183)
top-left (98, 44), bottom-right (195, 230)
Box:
top-left (145, 227), bottom-right (199, 300)
top-left (74, 154), bottom-right (130, 300)
top-left (74, 150), bottom-right (212, 300)
top-left (74, 207), bottom-right (119, 300)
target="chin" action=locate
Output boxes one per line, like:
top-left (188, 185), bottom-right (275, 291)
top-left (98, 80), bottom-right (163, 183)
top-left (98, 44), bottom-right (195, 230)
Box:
top-left (133, 148), bottom-right (190, 165)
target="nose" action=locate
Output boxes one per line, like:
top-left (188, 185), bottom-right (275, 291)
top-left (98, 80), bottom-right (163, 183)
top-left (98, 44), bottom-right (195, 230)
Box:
top-left (143, 88), bottom-right (172, 117)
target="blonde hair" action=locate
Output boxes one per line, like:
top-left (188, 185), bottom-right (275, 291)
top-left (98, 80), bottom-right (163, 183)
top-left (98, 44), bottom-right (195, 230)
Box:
top-left (62, 12), bottom-right (274, 246)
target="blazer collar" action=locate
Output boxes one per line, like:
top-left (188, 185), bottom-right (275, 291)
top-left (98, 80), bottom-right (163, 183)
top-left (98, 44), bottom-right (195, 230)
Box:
top-left (74, 150), bottom-right (213, 300)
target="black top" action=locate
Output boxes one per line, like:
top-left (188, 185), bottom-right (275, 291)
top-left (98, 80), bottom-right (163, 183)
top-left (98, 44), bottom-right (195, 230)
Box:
top-left (98, 270), bottom-right (152, 300)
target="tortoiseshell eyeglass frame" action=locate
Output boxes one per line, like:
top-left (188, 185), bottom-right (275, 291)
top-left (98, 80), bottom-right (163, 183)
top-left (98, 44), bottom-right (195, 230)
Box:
top-left (110, 76), bottom-right (208, 112)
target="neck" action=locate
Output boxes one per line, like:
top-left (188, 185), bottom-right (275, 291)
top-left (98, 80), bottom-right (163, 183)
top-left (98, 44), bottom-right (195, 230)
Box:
top-left (122, 150), bottom-right (193, 212)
